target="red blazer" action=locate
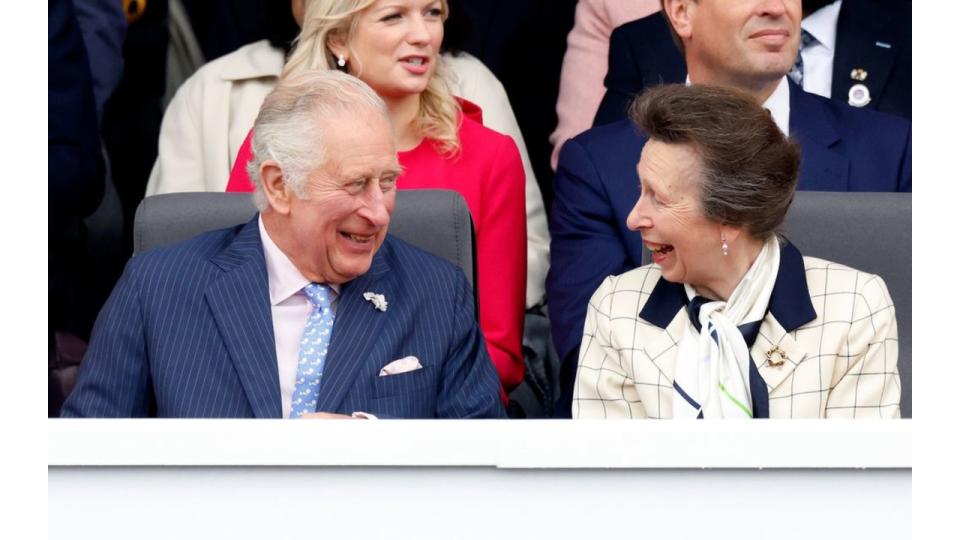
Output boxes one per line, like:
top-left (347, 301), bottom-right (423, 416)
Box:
top-left (226, 99), bottom-right (527, 402)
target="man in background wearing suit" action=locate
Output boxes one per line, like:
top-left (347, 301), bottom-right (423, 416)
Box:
top-left (547, 0), bottom-right (911, 417)
top-left (62, 70), bottom-right (505, 419)
top-left (789, 0), bottom-right (910, 119)
top-left (595, 0), bottom-right (911, 123)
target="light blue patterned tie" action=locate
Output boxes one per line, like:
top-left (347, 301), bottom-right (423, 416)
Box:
top-left (289, 283), bottom-right (336, 418)
top-left (788, 29), bottom-right (815, 86)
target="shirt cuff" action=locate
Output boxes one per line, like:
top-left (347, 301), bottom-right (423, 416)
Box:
top-left (351, 411), bottom-right (378, 420)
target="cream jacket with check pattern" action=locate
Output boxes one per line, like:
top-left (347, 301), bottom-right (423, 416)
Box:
top-left (573, 247), bottom-right (901, 419)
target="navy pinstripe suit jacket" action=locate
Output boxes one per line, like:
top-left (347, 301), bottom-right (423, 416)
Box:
top-left (61, 217), bottom-right (506, 418)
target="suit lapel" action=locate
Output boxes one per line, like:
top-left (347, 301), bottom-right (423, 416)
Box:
top-left (832, 0), bottom-right (897, 110)
top-left (205, 217), bottom-right (282, 418)
top-left (750, 241), bottom-right (817, 393)
top-left (638, 278), bottom-right (688, 385)
top-left (646, 311), bottom-right (689, 386)
top-left (789, 82), bottom-right (850, 191)
top-left (750, 317), bottom-right (805, 392)
top-left (315, 245), bottom-right (396, 413)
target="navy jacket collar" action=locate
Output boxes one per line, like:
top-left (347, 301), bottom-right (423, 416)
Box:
top-left (205, 217), bottom-right (280, 418)
top-left (788, 79), bottom-right (841, 149)
top-left (209, 216), bottom-right (265, 272)
top-left (639, 239), bottom-right (816, 332)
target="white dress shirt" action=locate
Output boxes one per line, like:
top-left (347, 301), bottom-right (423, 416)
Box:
top-left (799, 0), bottom-right (842, 98)
top-left (762, 76), bottom-right (791, 136)
top-left (258, 216), bottom-right (340, 419)
top-left (686, 75), bottom-right (790, 135)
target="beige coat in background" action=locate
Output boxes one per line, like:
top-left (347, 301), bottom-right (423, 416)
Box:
top-left (147, 40), bottom-right (280, 195)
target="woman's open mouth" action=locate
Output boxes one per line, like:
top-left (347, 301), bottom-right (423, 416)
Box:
top-left (646, 242), bottom-right (674, 263)
top-left (400, 56), bottom-right (430, 74)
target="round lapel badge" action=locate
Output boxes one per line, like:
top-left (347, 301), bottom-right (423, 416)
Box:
top-left (848, 83), bottom-right (871, 107)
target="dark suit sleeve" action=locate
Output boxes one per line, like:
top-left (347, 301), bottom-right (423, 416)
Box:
top-left (546, 137), bottom-right (634, 416)
top-left (48, 0), bottom-right (104, 219)
top-left (60, 261), bottom-right (154, 418)
top-left (898, 125), bottom-right (912, 192)
top-left (437, 269), bottom-right (507, 419)
top-left (72, 0), bottom-right (127, 120)
top-left (593, 26), bottom-right (640, 127)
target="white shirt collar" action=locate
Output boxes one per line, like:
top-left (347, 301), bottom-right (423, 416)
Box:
top-left (684, 75), bottom-right (790, 135)
top-left (762, 76), bottom-right (791, 136)
top-left (801, 0), bottom-right (842, 53)
top-left (259, 215), bottom-right (339, 305)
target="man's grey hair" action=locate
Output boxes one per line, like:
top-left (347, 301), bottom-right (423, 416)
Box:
top-left (246, 70), bottom-right (390, 210)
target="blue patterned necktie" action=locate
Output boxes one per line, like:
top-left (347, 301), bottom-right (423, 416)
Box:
top-left (289, 283), bottom-right (336, 418)
top-left (788, 29), bottom-right (815, 87)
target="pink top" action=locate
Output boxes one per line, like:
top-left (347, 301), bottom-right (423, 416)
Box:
top-left (549, 0), bottom-right (661, 169)
top-left (227, 99), bottom-right (526, 403)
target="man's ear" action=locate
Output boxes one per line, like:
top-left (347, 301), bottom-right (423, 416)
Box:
top-left (662, 0), bottom-right (694, 40)
top-left (260, 160), bottom-right (292, 215)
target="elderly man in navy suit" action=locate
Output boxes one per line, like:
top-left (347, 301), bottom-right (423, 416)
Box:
top-left (547, 0), bottom-right (912, 417)
top-left (63, 70), bottom-right (505, 419)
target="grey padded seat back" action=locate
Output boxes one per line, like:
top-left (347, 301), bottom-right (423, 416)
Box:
top-left (781, 192), bottom-right (910, 418)
top-left (641, 191), bottom-right (911, 417)
top-left (133, 190), bottom-right (477, 288)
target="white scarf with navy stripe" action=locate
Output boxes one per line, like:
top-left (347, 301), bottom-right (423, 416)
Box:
top-left (672, 236), bottom-right (780, 419)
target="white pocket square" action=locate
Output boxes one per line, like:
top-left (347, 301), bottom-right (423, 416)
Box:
top-left (379, 356), bottom-right (423, 376)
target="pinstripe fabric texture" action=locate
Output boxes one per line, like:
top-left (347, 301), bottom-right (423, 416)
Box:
top-left (573, 242), bottom-right (900, 419)
top-left (61, 217), bottom-right (505, 418)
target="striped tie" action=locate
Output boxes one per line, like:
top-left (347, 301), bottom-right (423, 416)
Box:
top-left (289, 283), bottom-right (336, 418)
top-left (788, 29), bottom-right (815, 87)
